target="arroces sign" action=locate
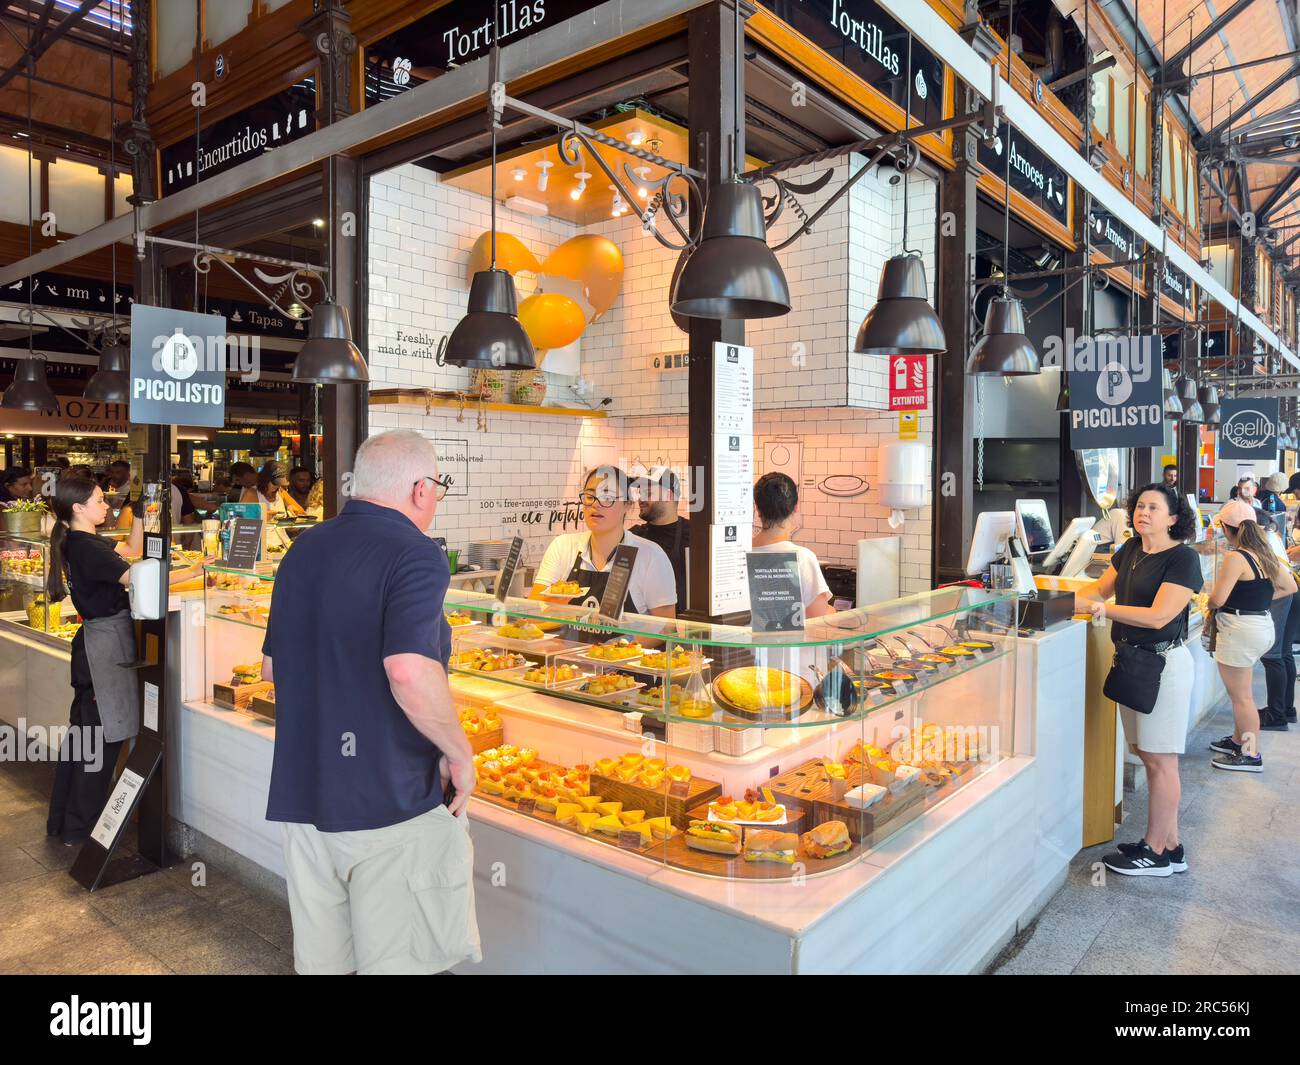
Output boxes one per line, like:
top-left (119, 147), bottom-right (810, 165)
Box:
top-left (977, 123), bottom-right (1069, 227)
top-left (129, 305), bottom-right (227, 428)
top-left (1219, 397), bottom-right (1279, 459)
top-left (1068, 335), bottom-right (1163, 449)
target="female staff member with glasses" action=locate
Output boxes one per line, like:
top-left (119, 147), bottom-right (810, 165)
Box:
top-left (531, 466), bottom-right (677, 618)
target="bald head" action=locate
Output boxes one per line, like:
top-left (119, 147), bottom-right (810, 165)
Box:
top-left (350, 429), bottom-right (442, 530)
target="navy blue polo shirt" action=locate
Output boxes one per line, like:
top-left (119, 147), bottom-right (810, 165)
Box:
top-left (262, 499), bottom-right (452, 831)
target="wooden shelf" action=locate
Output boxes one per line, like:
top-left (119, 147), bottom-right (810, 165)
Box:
top-left (368, 389), bottom-right (606, 419)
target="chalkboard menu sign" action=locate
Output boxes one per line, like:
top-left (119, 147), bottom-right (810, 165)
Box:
top-left (977, 122), bottom-right (1070, 228)
top-left (225, 518), bottom-right (264, 571)
top-left (495, 536), bottom-right (525, 602)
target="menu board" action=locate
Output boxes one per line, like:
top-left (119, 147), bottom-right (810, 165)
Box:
top-left (712, 342), bottom-right (754, 524)
top-left (746, 551), bottom-right (807, 633)
top-left (709, 522), bottom-right (751, 615)
top-left (225, 518), bottom-right (264, 571)
top-left (495, 536), bottom-right (525, 602)
top-left (599, 545), bottom-right (638, 620)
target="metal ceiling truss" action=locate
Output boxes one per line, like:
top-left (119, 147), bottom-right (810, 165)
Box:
top-left (0, 0), bottom-right (102, 93)
top-left (1160, 0), bottom-right (1253, 87)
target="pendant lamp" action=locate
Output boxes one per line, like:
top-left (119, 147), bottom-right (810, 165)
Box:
top-left (1178, 376), bottom-right (1203, 423)
top-left (670, 0), bottom-right (789, 321)
top-left (445, 29), bottom-right (536, 370)
top-left (293, 299), bottom-right (369, 383)
top-left (854, 38), bottom-right (944, 355)
top-left (1055, 372), bottom-right (1069, 411)
top-left (1162, 369), bottom-right (1183, 419)
top-left (965, 0), bottom-right (1038, 378)
top-left (967, 298), bottom-right (1040, 376)
top-left (1196, 384), bottom-right (1219, 427)
top-left (84, 339), bottom-right (131, 403)
top-left (1, 357), bottom-right (58, 413)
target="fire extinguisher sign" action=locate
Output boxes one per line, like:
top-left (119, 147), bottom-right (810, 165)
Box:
top-left (888, 355), bottom-right (928, 411)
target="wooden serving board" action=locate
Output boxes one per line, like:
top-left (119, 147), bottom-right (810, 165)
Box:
top-left (589, 770), bottom-right (722, 829)
top-left (471, 784), bottom-right (674, 857)
top-left (662, 821), bottom-right (858, 879)
top-left (466, 726), bottom-right (504, 755)
top-left (766, 757), bottom-right (929, 844)
top-left (212, 680), bottom-right (273, 710)
top-left (247, 695), bottom-right (277, 723)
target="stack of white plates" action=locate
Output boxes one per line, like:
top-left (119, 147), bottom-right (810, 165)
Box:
top-left (466, 540), bottom-right (512, 568)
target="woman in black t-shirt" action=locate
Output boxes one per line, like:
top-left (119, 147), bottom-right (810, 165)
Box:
top-left (44, 475), bottom-right (206, 846)
top-left (1075, 484), bottom-right (1203, 879)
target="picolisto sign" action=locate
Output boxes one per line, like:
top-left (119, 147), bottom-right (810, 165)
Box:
top-left (129, 305), bottom-right (228, 429)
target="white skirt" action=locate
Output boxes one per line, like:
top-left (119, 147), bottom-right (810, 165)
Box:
top-left (1119, 643), bottom-right (1193, 755)
top-left (1214, 611), bottom-right (1276, 668)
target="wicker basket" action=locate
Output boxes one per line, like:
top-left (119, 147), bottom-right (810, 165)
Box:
top-left (470, 369), bottom-right (507, 402)
top-left (511, 370), bottom-right (547, 406)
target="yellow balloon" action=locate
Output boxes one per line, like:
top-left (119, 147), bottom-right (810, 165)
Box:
top-left (466, 231), bottom-right (539, 286)
top-left (539, 234), bottom-right (624, 319)
top-left (518, 292), bottom-right (586, 350)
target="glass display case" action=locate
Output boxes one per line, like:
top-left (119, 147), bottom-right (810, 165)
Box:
top-left (197, 569), bottom-right (1018, 879)
top-left (0, 531), bottom-right (74, 638)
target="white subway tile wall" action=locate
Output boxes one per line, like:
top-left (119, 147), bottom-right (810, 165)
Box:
top-left (366, 162), bottom-right (937, 592)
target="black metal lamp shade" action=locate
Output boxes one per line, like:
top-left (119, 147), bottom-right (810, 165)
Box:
top-left (965, 297), bottom-right (1040, 376)
top-left (1163, 369), bottom-right (1183, 419)
top-left (1, 357), bottom-right (58, 413)
top-left (1176, 376), bottom-right (1198, 403)
top-left (854, 253), bottom-right (946, 355)
top-left (1055, 374), bottom-right (1069, 411)
top-left (1200, 402), bottom-right (1220, 426)
top-left (84, 341), bottom-right (131, 403)
top-left (444, 269), bottom-right (536, 371)
top-left (670, 181), bottom-right (791, 320)
top-left (292, 300), bottom-right (370, 383)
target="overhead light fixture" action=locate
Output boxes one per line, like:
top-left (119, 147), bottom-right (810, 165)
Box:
top-left (670, 0), bottom-right (790, 321)
top-left (1176, 377), bottom-right (1203, 422)
top-left (1055, 373), bottom-right (1069, 412)
top-left (293, 299), bottom-right (368, 383)
top-left (511, 166), bottom-right (526, 182)
top-left (1, 357), bottom-right (58, 413)
top-left (1198, 383), bottom-right (1220, 426)
top-left (312, 218), bottom-right (324, 228)
top-left (966, 297), bottom-right (1040, 376)
top-left (627, 130), bottom-right (645, 147)
top-left (445, 43), bottom-right (536, 373)
top-left (965, 10), bottom-right (1036, 377)
top-left (83, 338), bottom-right (130, 403)
top-left (1163, 368), bottom-right (1183, 419)
top-left (634, 165), bottom-right (652, 199)
top-left (570, 171), bottom-right (591, 200)
top-left (535, 160), bottom-right (553, 192)
top-left (505, 195), bottom-right (548, 217)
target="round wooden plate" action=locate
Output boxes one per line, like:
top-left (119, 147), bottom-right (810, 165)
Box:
top-left (711, 668), bottom-right (814, 720)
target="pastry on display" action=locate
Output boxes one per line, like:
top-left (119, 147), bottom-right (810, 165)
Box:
top-left (445, 611), bottom-right (477, 627)
top-left (576, 795), bottom-right (603, 812)
top-left (640, 648), bottom-right (696, 671)
top-left (451, 649), bottom-right (528, 673)
top-left (587, 638), bottom-right (643, 661)
top-left (572, 812), bottom-right (601, 835)
top-left (545, 580), bottom-right (585, 597)
top-left (685, 820), bottom-right (743, 855)
top-left (715, 666), bottom-right (803, 712)
top-left (499, 622), bottom-right (546, 641)
top-left (230, 662), bottom-right (262, 686)
top-left (801, 821), bottom-right (852, 859)
top-left (554, 802), bottom-right (582, 824)
top-left (618, 809), bottom-right (646, 825)
top-left (710, 796), bottom-right (783, 823)
top-left (579, 673), bottom-right (637, 696)
top-left (645, 817), bottom-right (677, 840)
top-left (595, 800), bottom-right (623, 817)
top-left (743, 830), bottom-right (799, 865)
top-left (619, 822), bottom-right (654, 845)
top-left (665, 765), bottom-right (691, 784)
top-left (641, 683), bottom-right (687, 708)
top-left (523, 662), bottom-right (585, 684)
top-left (593, 814), bottom-right (625, 835)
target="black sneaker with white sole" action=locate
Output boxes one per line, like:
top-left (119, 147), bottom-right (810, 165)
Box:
top-left (1211, 751), bottom-right (1263, 772)
top-left (1102, 841), bottom-right (1173, 877)
top-left (1118, 839), bottom-right (1188, 873)
top-left (1209, 734), bottom-right (1241, 755)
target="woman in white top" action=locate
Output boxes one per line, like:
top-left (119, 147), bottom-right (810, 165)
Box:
top-left (750, 472), bottom-right (832, 618)
top-left (532, 466), bottom-right (677, 618)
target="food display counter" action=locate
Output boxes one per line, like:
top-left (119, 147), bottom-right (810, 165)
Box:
top-left (173, 564), bottom-right (1087, 972)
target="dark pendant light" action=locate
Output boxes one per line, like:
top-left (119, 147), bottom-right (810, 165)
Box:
top-left (84, 339), bottom-right (131, 403)
top-left (670, 0), bottom-right (789, 321)
top-left (445, 29), bottom-right (536, 370)
top-left (1163, 368), bottom-right (1183, 419)
top-left (855, 36), bottom-right (945, 355)
top-left (965, 0), bottom-right (1038, 378)
top-left (293, 299), bottom-right (370, 383)
top-left (1055, 372), bottom-right (1069, 411)
top-left (1178, 376), bottom-right (1203, 423)
top-left (967, 297), bottom-right (1041, 376)
top-left (1196, 384), bottom-right (1219, 427)
top-left (1, 357), bottom-right (58, 413)
top-left (670, 179), bottom-right (790, 321)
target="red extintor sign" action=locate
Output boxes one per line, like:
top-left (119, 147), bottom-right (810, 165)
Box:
top-left (888, 355), bottom-right (928, 411)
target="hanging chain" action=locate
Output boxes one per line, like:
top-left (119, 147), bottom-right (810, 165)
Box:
top-left (976, 377), bottom-right (986, 489)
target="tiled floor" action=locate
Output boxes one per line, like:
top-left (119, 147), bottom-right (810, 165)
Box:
top-left (989, 681), bottom-right (1300, 975)
top-left (0, 760), bottom-right (294, 976)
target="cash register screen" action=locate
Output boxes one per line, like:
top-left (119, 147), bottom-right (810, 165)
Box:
top-left (1015, 499), bottom-right (1055, 554)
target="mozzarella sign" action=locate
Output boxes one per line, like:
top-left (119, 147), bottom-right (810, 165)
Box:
top-left (129, 305), bottom-right (227, 428)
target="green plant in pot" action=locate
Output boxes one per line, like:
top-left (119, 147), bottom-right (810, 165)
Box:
top-left (2, 498), bottom-right (47, 534)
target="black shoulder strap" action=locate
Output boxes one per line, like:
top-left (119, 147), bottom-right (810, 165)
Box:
top-left (1241, 550), bottom-right (1262, 579)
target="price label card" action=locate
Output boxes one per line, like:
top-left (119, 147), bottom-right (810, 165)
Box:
top-left (618, 829), bottom-right (646, 851)
top-left (516, 797), bottom-right (536, 815)
top-left (668, 779), bottom-right (691, 799)
top-left (225, 518), bottom-right (264, 571)
top-left (495, 536), bottom-right (524, 602)
top-left (89, 768), bottom-right (145, 849)
top-left (143, 682), bottom-right (159, 733)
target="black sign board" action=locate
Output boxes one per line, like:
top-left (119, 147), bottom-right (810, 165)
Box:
top-left (1088, 209), bottom-right (1139, 282)
top-left (977, 122), bottom-right (1070, 227)
top-left (746, 551), bottom-right (807, 633)
top-left (253, 427), bottom-right (283, 451)
top-left (365, 1), bottom-right (606, 104)
top-left (756, 1), bottom-right (945, 128)
top-left (161, 82), bottom-right (316, 193)
top-left (224, 518), bottom-right (264, 570)
top-left (1068, 338), bottom-right (1164, 449)
top-left (495, 535), bottom-right (525, 602)
top-left (1159, 259), bottom-right (1192, 309)
top-left (0, 272), bottom-right (132, 316)
top-left (1219, 397), bottom-right (1279, 459)
top-left (599, 544), bottom-right (638, 620)
top-left (129, 305), bottom-right (227, 428)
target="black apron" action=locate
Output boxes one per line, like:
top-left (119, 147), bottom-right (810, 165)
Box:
top-left (561, 534), bottom-right (643, 642)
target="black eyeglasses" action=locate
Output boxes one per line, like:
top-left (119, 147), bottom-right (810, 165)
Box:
top-left (416, 475), bottom-right (452, 501)
top-left (580, 490), bottom-right (624, 508)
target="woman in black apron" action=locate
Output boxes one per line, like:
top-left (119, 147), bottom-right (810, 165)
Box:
top-left (530, 466), bottom-right (678, 632)
top-left (44, 474), bottom-right (206, 846)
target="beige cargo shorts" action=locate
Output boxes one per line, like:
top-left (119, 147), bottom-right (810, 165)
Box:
top-left (281, 804), bottom-right (482, 975)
